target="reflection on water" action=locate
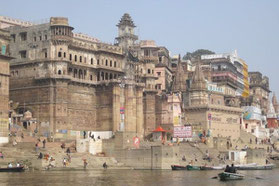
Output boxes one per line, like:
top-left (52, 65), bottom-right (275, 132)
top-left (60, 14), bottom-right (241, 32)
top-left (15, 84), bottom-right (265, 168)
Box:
top-left (0, 169), bottom-right (279, 186)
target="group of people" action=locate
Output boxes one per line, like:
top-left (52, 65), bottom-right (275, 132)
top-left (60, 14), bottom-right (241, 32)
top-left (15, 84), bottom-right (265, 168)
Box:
top-left (224, 164), bottom-right (237, 173)
top-left (7, 162), bottom-right (22, 168)
top-left (83, 131), bottom-right (101, 141)
top-left (35, 138), bottom-right (47, 152)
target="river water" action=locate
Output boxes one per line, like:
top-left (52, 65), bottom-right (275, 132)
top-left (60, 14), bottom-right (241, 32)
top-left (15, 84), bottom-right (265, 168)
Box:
top-left (0, 169), bottom-right (279, 186)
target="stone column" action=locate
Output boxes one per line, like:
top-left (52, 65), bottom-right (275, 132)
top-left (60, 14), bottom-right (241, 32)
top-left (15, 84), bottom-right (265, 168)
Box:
top-left (136, 87), bottom-right (144, 138)
top-left (112, 85), bottom-right (120, 133)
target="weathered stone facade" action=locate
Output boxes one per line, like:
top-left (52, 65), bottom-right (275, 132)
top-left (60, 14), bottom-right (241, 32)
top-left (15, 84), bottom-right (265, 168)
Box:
top-left (0, 28), bottom-right (12, 144)
top-left (185, 62), bottom-right (243, 140)
top-left (2, 13), bottom-right (170, 140)
top-left (5, 15), bottom-right (151, 139)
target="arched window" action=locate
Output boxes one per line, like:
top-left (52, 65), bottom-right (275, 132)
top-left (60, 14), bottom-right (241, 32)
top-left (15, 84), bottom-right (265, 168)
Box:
top-left (148, 69), bottom-right (151, 74)
top-left (97, 72), bottom-right (100, 81)
top-left (74, 69), bottom-right (77, 78)
top-left (69, 54), bottom-right (72, 61)
top-left (90, 75), bottom-right (93, 80)
top-left (114, 61), bottom-right (117, 67)
top-left (105, 73), bottom-right (108, 80)
top-left (110, 60), bottom-right (112, 67)
top-left (58, 52), bottom-right (62, 57)
top-left (79, 69), bottom-right (83, 79)
top-left (114, 74), bottom-right (117, 79)
top-left (109, 73), bottom-right (113, 79)
top-left (64, 52), bottom-right (66, 58)
top-left (75, 55), bottom-right (77, 62)
top-left (80, 56), bottom-right (82, 62)
top-left (91, 58), bottom-right (93, 65)
top-left (105, 60), bottom-right (108, 66)
top-left (58, 70), bottom-right (62, 75)
top-left (101, 72), bottom-right (104, 80)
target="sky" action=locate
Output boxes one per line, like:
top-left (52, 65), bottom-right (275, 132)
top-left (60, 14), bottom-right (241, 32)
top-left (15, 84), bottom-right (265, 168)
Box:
top-left (1, 0), bottom-right (279, 98)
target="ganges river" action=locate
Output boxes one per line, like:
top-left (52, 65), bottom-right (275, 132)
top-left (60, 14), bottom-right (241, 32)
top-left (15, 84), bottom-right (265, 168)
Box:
top-left (1, 169), bottom-right (279, 186)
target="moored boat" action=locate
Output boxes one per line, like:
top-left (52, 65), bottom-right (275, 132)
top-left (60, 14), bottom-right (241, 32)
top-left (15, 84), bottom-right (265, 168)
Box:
top-left (0, 166), bottom-right (25, 172)
top-left (200, 166), bottom-right (224, 170)
top-left (236, 164), bottom-right (274, 170)
top-left (218, 172), bottom-right (244, 181)
top-left (186, 165), bottom-right (201, 170)
top-left (171, 165), bottom-right (188, 170)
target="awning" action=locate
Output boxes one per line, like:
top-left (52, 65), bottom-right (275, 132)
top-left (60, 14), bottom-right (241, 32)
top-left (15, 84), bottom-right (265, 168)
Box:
top-left (153, 126), bottom-right (166, 133)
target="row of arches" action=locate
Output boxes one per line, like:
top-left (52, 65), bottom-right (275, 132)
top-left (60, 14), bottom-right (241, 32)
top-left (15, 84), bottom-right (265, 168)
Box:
top-left (97, 71), bottom-right (118, 81)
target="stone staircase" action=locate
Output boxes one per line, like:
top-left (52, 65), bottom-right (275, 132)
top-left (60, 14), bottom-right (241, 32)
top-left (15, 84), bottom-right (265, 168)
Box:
top-left (177, 142), bottom-right (227, 166)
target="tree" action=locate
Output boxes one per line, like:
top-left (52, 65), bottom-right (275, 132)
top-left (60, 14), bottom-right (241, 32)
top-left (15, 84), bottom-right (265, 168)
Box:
top-left (183, 49), bottom-right (215, 60)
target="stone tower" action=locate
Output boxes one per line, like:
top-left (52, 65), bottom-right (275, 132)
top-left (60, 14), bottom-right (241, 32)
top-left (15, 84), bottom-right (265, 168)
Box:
top-left (115, 13), bottom-right (138, 50)
top-left (189, 62), bottom-right (208, 105)
top-left (272, 93), bottom-right (279, 114)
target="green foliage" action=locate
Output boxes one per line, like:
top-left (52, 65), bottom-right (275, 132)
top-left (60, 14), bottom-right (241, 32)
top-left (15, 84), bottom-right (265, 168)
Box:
top-left (183, 49), bottom-right (215, 60)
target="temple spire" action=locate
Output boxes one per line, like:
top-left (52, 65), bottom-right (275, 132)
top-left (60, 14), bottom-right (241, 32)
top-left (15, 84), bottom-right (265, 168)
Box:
top-left (172, 54), bottom-right (186, 92)
top-left (191, 61), bottom-right (206, 91)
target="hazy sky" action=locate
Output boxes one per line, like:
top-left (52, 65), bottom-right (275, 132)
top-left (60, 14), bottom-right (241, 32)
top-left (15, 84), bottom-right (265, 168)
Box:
top-left (1, 0), bottom-right (279, 98)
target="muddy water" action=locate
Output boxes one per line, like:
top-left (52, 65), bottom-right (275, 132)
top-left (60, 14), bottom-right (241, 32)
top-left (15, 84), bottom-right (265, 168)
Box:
top-left (0, 169), bottom-right (278, 186)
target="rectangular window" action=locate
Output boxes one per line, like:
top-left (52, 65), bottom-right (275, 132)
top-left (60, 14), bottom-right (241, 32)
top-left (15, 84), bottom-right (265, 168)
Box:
top-left (97, 59), bottom-right (99, 65)
top-left (11, 34), bottom-right (16, 42)
top-left (45, 35), bottom-right (47, 40)
top-left (20, 32), bottom-right (27, 41)
top-left (33, 37), bottom-right (36, 42)
top-left (45, 52), bottom-right (47, 58)
top-left (39, 36), bottom-right (42, 41)
top-left (19, 50), bottom-right (27, 58)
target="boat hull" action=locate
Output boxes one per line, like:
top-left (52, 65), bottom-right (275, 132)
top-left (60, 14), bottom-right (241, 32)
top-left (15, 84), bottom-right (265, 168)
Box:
top-left (0, 167), bottom-right (25, 172)
top-left (171, 165), bottom-right (188, 170)
top-left (218, 172), bottom-right (244, 181)
top-left (236, 164), bottom-right (274, 170)
top-left (186, 165), bottom-right (200, 170)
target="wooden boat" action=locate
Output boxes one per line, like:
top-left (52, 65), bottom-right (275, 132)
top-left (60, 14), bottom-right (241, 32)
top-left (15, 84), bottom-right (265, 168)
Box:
top-left (0, 166), bottom-right (25, 172)
top-left (236, 164), bottom-right (274, 170)
top-left (171, 165), bottom-right (188, 170)
top-left (200, 166), bottom-right (224, 170)
top-left (218, 172), bottom-right (244, 181)
top-left (186, 165), bottom-right (200, 170)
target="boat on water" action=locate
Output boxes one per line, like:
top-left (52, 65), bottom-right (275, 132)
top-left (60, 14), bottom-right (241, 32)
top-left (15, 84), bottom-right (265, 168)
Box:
top-left (236, 164), bottom-right (274, 170)
top-left (171, 165), bottom-right (224, 171)
top-left (186, 165), bottom-right (201, 170)
top-left (0, 166), bottom-right (25, 172)
top-left (171, 165), bottom-right (188, 170)
top-left (171, 165), bottom-right (201, 170)
top-left (218, 172), bottom-right (244, 181)
top-left (200, 166), bottom-right (224, 170)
